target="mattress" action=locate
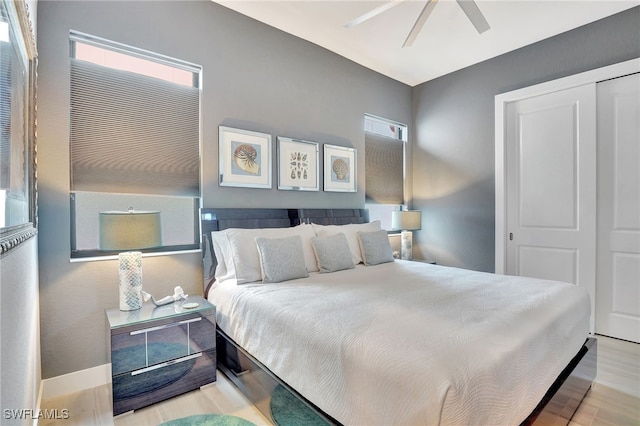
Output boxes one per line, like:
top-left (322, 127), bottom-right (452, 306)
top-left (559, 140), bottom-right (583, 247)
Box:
top-left (209, 260), bottom-right (591, 425)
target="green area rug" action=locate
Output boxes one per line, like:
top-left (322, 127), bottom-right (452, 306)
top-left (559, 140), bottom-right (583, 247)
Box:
top-left (269, 384), bottom-right (329, 426)
top-left (160, 414), bottom-right (256, 426)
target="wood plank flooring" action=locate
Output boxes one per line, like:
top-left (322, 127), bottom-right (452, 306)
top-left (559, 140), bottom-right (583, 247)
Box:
top-left (40, 335), bottom-right (639, 426)
top-left (39, 373), bottom-right (271, 426)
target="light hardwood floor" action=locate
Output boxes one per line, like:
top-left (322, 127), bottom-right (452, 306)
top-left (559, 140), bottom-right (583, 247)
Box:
top-left (40, 335), bottom-right (639, 426)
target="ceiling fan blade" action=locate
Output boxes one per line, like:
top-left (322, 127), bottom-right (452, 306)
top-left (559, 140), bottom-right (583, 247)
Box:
top-left (402, 0), bottom-right (438, 48)
top-left (345, 0), bottom-right (408, 29)
top-left (456, 0), bottom-right (490, 34)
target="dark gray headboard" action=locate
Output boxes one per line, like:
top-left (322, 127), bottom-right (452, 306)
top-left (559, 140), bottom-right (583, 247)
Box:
top-left (290, 208), bottom-right (369, 225)
top-left (200, 208), bottom-right (369, 295)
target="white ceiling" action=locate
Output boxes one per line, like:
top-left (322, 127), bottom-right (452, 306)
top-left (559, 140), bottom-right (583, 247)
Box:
top-left (213, 0), bottom-right (639, 86)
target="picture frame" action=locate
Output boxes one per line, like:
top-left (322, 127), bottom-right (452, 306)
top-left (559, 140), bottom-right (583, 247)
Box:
top-left (323, 144), bottom-right (356, 192)
top-left (0, 0), bottom-right (38, 257)
top-left (277, 137), bottom-right (319, 191)
top-left (219, 126), bottom-right (272, 189)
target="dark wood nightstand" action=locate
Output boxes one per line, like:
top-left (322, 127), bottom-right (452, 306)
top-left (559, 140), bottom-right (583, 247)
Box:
top-left (106, 295), bottom-right (216, 416)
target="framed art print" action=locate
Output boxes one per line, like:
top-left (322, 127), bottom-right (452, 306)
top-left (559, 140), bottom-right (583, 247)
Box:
top-left (219, 126), bottom-right (272, 189)
top-left (324, 144), bottom-right (356, 192)
top-left (277, 137), bottom-right (319, 191)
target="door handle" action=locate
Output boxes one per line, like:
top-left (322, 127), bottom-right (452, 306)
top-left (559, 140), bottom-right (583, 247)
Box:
top-left (509, 233), bottom-right (513, 241)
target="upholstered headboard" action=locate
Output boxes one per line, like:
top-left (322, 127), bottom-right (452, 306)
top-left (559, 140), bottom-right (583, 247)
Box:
top-left (200, 208), bottom-right (369, 295)
top-left (290, 208), bottom-right (369, 225)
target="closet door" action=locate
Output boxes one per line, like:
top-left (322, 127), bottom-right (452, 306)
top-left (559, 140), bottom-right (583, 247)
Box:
top-left (596, 73), bottom-right (640, 343)
top-left (505, 84), bottom-right (597, 331)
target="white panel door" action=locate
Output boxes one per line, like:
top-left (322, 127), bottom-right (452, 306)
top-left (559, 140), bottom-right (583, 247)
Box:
top-left (596, 73), bottom-right (640, 343)
top-left (506, 84), bottom-right (597, 331)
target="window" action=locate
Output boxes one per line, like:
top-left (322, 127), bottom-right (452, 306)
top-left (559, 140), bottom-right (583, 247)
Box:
top-left (69, 32), bottom-right (202, 258)
top-left (364, 114), bottom-right (407, 229)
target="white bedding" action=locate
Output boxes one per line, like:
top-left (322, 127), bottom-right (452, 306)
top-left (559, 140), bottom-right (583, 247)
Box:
top-left (209, 260), bottom-right (591, 426)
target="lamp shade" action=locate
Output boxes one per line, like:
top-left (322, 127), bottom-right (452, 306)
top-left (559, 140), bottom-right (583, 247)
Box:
top-left (391, 210), bottom-right (422, 231)
top-left (99, 210), bottom-right (162, 251)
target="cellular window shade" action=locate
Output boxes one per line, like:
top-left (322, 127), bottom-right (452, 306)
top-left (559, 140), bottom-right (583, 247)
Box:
top-left (365, 132), bottom-right (403, 204)
top-left (0, 43), bottom-right (12, 190)
top-left (70, 59), bottom-right (200, 196)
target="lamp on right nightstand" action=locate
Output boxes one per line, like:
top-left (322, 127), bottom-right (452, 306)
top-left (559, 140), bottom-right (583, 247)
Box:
top-left (391, 210), bottom-right (422, 260)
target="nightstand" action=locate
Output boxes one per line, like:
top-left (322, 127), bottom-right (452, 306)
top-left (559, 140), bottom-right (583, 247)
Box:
top-left (106, 295), bottom-right (216, 416)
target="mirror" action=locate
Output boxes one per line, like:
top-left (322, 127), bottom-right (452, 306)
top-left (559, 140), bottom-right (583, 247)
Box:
top-left (0, 0), bottom-right (37, 256)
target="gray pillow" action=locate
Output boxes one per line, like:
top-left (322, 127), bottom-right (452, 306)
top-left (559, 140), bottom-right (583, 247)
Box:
top-left (255, 236), bottom-right (309, 283)
top-left (357, 230), bottom-right (395, 266)
top-left (311, 233), bottom-right (355, 273)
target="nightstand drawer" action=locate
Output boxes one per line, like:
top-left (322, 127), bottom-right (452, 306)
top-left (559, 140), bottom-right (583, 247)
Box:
top-left (111, 314), bottom-right (215, 375)
top-left (112, 348), bottom-right (216, 416)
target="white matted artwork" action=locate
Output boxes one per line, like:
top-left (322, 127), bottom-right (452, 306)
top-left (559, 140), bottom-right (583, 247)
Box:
top-left (324, 144), bottom-right (356, 192)
top-left (219, 126), bottom-right (272, 189)
top-left (277, 137), bottom-right (319, 191)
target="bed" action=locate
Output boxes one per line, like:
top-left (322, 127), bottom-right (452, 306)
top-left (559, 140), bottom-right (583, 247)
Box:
top-left (201, 208), bottom-right (596, 425)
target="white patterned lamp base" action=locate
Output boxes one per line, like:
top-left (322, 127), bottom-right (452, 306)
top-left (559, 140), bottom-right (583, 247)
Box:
top-left (400, 230), bottom-right (413, 260)
top-left (119, 251), bottom-right (143, 311)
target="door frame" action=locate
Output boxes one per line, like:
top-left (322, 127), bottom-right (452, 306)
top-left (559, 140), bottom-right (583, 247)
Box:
top-left (495, 58), bottom-right (640, 274)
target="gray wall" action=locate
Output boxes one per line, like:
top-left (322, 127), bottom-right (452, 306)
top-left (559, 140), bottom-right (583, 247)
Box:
top-left (36, 1), bottom-right (411, 378)
top-left (411, 7), bottom-right (640, 272)
top-left (1, 238), bottom-right (41, 425)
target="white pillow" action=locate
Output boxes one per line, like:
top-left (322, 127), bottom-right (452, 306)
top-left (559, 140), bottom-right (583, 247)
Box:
top-left (225, 224), bottom-right (318, 284)
top-left (211, 230), bottom-right (235, 282)
top-left (256, 236), bottom-right (309, 283)
top-left (313, 220), bottom-right (382, 264)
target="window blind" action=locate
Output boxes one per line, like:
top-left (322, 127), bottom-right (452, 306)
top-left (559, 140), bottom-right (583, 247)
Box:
top-left (365, 132), bottom-right (404, 204)
top-left (70, 59), bottom-right (200, 196)
top-left (0, 42), bottom-right (12, 190)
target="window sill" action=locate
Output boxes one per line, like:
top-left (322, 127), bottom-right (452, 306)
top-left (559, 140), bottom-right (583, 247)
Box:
top-left (69, 248), bottom-right (201, 263)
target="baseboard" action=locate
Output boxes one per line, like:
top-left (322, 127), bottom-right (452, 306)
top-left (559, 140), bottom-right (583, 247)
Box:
top-left (41, 364), bottom-right (111, 400)
top-left (33, 379), bottom-right (44, 426)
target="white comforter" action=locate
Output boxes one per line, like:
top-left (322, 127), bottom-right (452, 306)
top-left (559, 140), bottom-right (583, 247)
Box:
top-left (209, 260), bottom-right (591, 426)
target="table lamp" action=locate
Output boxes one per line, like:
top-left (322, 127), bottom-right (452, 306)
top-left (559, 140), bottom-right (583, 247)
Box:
top-left (99, 209), bottom-right (162, 311)
top-left (391, 210), bottom-right (422, 260)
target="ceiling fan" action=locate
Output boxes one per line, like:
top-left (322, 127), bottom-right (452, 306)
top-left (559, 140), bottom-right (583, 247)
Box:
top-left (345, 0), bottom-right (490, 48)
